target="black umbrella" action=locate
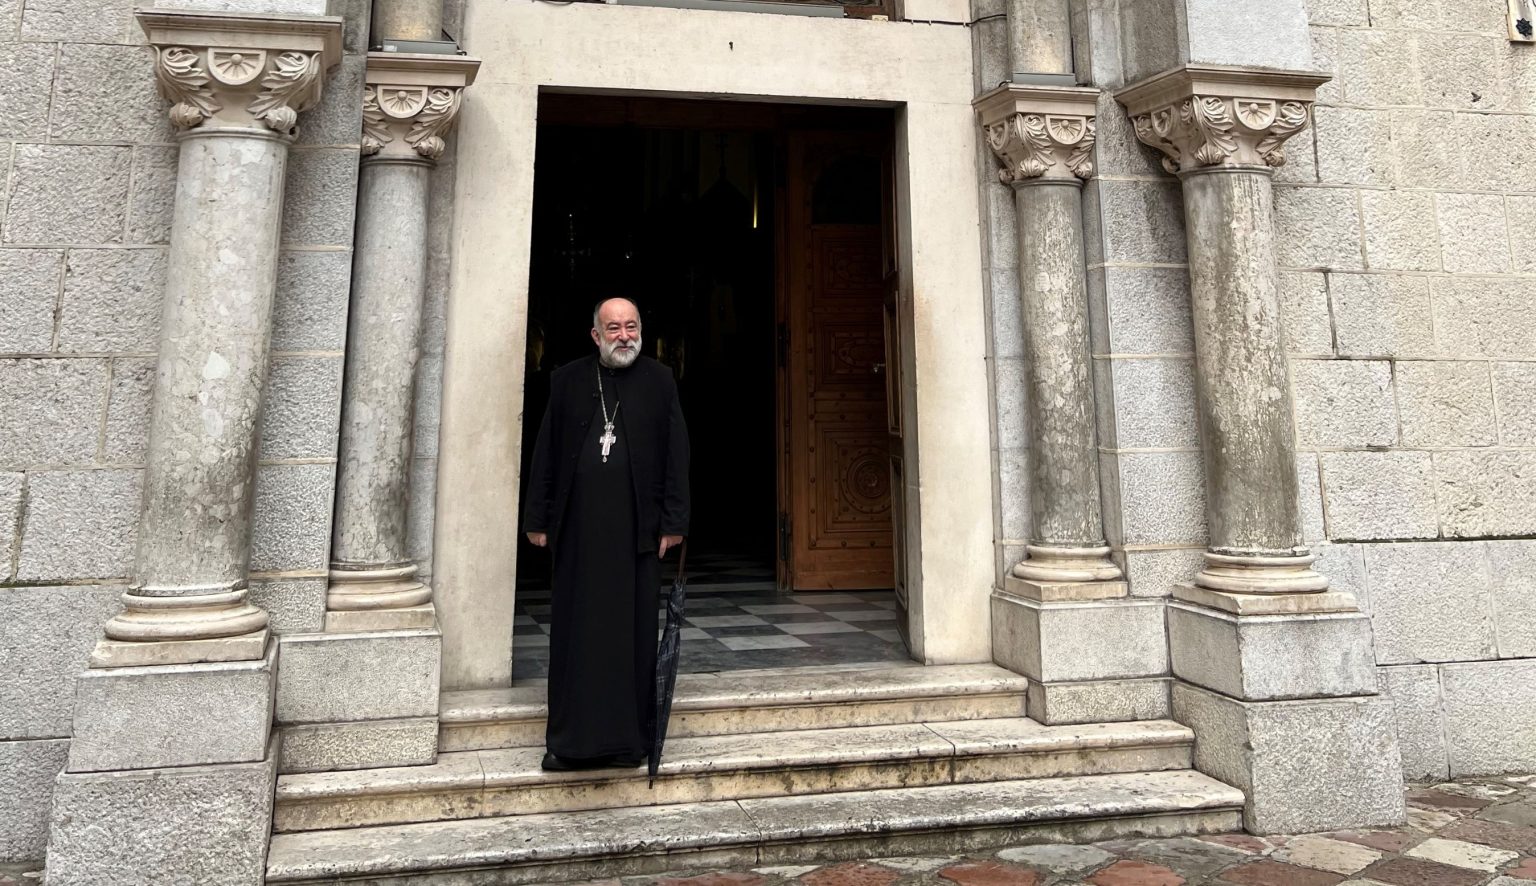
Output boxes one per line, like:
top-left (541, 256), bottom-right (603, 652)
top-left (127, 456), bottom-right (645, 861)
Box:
top-left (649, 541), bottom-right (689, 787)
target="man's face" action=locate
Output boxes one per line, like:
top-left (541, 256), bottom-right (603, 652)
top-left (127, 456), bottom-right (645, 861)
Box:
top-left (592, 299), bottom-right (642, 368)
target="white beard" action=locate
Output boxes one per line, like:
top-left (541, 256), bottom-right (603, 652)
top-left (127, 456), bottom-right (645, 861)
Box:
top-left (600, 335), bottom-right (641, 368)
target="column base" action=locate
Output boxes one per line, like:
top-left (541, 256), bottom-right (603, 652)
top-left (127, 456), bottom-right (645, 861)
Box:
top-left (1194, 550), bottom-right (1329, 594)
top-left (327, 564), bottom-right (433, 612)
top-left (89, 626), bottom-right (270, 668)
top-left (1172, 682), bottom-right (1405, 834)
top-left (1173, 582), bottom-right (1358, 615)
top-left (325, 602), bottom-right (436, 632)
top-left (991, 590), bottom-right (1168, 684)
top-left (1027, 676), bottom-right (1171, 725)
top-left (45, 737), bottom-right (278, 885)
top-left (1012, 544), bottom-right (1124, 583)
top-left (1003, 575), bottom-right (1128, 602)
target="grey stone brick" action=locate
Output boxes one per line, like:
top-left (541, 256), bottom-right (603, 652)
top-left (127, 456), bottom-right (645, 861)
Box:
top-left (259, 356), bottom-right (343, 460)
top-left (16, 469), bottom-right (140, 581)
top-left (125, 146), bottom-right (178, 245)
top-left (1360, 190), bottom-right (1439, 272)
top-left (1303, 0), bottom-right (1368, 26)
top-left (1168, 603), bottom-right (1377, 700)
top-left (0, 472), bottom-right (20, 580)
top-left (1099, 266), bottom-right (1194, 355)
top-left (0, 42), bottom-right (57, 142)
top-left (281, 148), bottom-right (360, 247)
top-left (0, 738), bottom-right (67, 862)
top-left (271, 250), bottom-right (352, 351)
top-left (1122, 547), bottom-right (1204, 599)
top-left (1450, 113), bottom-right (1530, 193)
top-left (1297, 452), bottom-right (1324, 545)
top-left (1420, 35), bottom-right (1509, 112)
top-left (1291, 359), bottom-right (1396, 448)
top-left (1432, 276), bottom-right (1536, 359)
top-left (1093, 89), bottom-right (1168, 178)
top-left (0, 584), bottom-right (121, 738)
top-left (997, 443), bottom-right (1026, 542)
top-left (1314, 542), bottom-right (1367, 611)
top-left (50, 44), bottom-right (173, 144)
top-left (1108, 450), bottom-right (1207, 547)
top-left (1366, 541), bottom-right (1495, 665)
top-left (1508, 196), bottom-right (1536, 273)
top-left (413, 351), bottom-right (443, 459)
top-left (248, 577), bottom-right (325, 634)
top-left (3, 146), bottom-right (131, 246)
top-left (102, 357), bottom-right (154, 464)
top-left (1494, 362), bottom-right (1536, 445)
top-left (988, 267), bottom-right (1023, 359)
top-left (993, 596), bottom-right (1167, 683)
top-left (1271, 124), bottom-right (1317, 185)
top-left (407, 456), bottom-right (436, 569)
top-left (278, 717), bottom-right (438, 774)
top-left (56, 248), bottom-right (166, 353)
top-left (1441, 660), bottom-right (1536, 776)
top-left (1309, 23), bottom-right (1343, 105)
top-left (1313, 106), bottom-right (1392, 187)
top-left (1377, 665), bottom-right (1449, 782)
top-left (1330, 272), bottom-right (1434, 358)
top-left (1396, 361), bottom-right (1496, 448)
top-left (46, 750), bottom-right (276, 885)
top-left (1436, 192), bottom-right (1510, 274)
top-left (1277, 271), bottom-right (1333, 356)
top-left (1335, 27), bottom-right (1425, 107)
top-left (1488, 540), bottom-right (1536, 659)
top-left (993, 356), bottom-right (1026, 449)
top-left (1273, 186), bottom-right (1363, 270)
top-left (0, 359), bottom-right (107, 467)
top-left (276, 629), bottom-right (440, 724)
top-left (1369, 0), bottom-right (1504, 31)
top-left (1184, 0), bottom-right (1313, 70)
top-left (1389, 110), bottom-right (1466, 192)
top-left (19, 0), bottom-right (133, 41)
top-left (1320, 451), bottom-right (1438, 541)
top-left (1088, 179), bottom-right (1187, 265)
top-left (1106, 357), bottom-right (1199, 449)
top-left (1436, 450), bottom-right (1536, 538)
top-left (249, 462), bottom-right (334, 572)
top-left (297, 53), bottom-right (365, 147)
top-left (0, 248), bottom-right (63, 354)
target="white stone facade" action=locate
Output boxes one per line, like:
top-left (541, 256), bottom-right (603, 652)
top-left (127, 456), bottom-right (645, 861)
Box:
top-left (0, 0), bottom-right (1534, 871)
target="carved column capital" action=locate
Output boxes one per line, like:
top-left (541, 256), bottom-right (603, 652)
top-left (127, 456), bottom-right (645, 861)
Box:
top-left (973, 83), bottom-right (1099, 184)
top-left (138, 9), bottom-right (343, 139)
top-left (1115, 64), bottom-right (1331, 175)
top-left (361, 52), bottom-right (481, 163)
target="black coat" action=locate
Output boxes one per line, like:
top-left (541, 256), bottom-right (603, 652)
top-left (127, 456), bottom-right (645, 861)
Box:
top-left (523, 354), bottom-right (690, 554)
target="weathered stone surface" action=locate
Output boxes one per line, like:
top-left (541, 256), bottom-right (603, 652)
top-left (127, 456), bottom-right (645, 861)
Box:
top-left (1451, 114), bottom-right (1528, 193)
top-left (0, 584), bottom-right (121, 738)
top-left (1435, 451), bottom-right (1536, 538)
top-left (1379, 664), bottom-right (1450, 781)
top-left (1314, 543), bottom-right (1368, 612)
top-left (1273, 186), bottom-right (1363, 270)
top-left (0, 472), bottom-right (20, 579)
top-left (1319, 451), bottom-right (1437, 541)
top-left (279, 717), bottom-right (438, 773)
top-left (1365, 541), bottom-right (1495, 665)
top-left (1432, 277), bottom-right (1536, 359)
top-left (1335, 28), bottom-right (1424, 107)
top-left (1087, 180), bottom-right (1187, 265)
top-left (0, 738), bottom-right (67, 862)
top-left (1494, 362), bottom-right (1536, 445)
top-left (0, 248), bottom-right (63, 353)
top-left (1389, 109), bottom-right (1465, 190)
top-left (993, 357), bottom-right (1026, 449)
top-left (1172, 682), bottom-right (1405, 834)
top-left (1095, 267), bottom-right (1193, 356)
top-left (250, 462), bottom-right (336, 572)
top-left (275, 629), bottom-right (440, 724)
top-left (16, 469), bottom-right (140, 581)
top-left (1395, 361), bottom-right (1495, 448)
top-left (50, 43), bottom-right (174, 144)
top-left (1027, 677), bottom-right (1170, 726)
top-left (412, 350), bottom-right (444, 459)
top-left (1330, 273), bottom-right (1434, 358)
top-left (1277, 271), bottom-right (1333, 356)
top-left (18, 0), bottom-right (132, 40)
top-left (1487, 541), bottom-right (1536, 659)
top-left (297, 53), bottom-right (366, 148)
top-left (992, 594), bottom-right (1167, 684)
top-left (1168, 604), bottom-right (1377, 701)
top-left (102, 357), bottom-right (154, 463)
top-left (126, 146), bottom-right (179, 245)
top-left (46, 747), bottom-right (277, 885)
top-left (282, 148), bottom-right (360, 247)
top-left (407, 455), bottom-right (438, 568)
top-left (260, 356), bottom-right (344, 460)
top-left (1122, 548), bottom-right (1203, 599)
top-left (0, 42), bottom-right (56, 142)
top-left (3, 145), bottom-right (131, 245)
top-left (68, 642), bottom-right (275, 772)
top-left (1314, 106), bottom-right (1393, 186)
top-left (249, 577), bottom-right (326, 635)
top-left (1104, 451), bottom-right (1207, 547)
top-left (1274, 833), bottom-right (1382, 874)
top-left (1291, 359), bottom-right (1396, 448)
top-left (0, 359), bottom-right (107, 467)
top-left (1360, 191), bottom-right (1438, 272)
top-left (56, 248), bottom-right (167, 353)
top-left (272, 249), bottom-right (352, 351)
top-left (1436, 193), bottom-right (1510, 274)
top-left (1104, 358), bottom-right (1199, 449)
top-left (1442, 660), bottom-right (1536, 775)
top-left (1507, 196), bottom-right (1536, 274)
top-left (1297, 453), bottom-right (1325, 545)
top-left (1420, 34), bottom-right (1510, 111)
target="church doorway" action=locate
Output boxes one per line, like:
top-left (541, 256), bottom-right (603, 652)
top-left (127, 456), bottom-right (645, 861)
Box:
top-left (513, 94), bottom-right (909, 675)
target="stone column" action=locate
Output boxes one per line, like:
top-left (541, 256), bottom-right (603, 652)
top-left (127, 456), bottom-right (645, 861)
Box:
top-left (973, 86), bottom-right (1168, 725)
top-left (1116, 64), bottom-right (1405, 834)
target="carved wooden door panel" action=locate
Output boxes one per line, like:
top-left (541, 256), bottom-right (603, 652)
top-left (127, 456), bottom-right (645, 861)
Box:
top-left (783, 131), bottom-right (895, 591)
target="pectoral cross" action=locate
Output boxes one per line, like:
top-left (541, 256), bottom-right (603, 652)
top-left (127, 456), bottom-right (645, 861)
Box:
top-left (599, 422), bottom-right (616, 463)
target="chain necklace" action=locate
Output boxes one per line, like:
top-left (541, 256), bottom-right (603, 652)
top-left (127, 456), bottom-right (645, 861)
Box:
top-left (596, 365), bottom-right (620, 463)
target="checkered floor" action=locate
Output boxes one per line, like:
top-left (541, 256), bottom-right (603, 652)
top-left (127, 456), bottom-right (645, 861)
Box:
top-left (511, 552), bottom-right (911, 680)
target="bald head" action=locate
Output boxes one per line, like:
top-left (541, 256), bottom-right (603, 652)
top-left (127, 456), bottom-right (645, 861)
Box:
top-left (591, 298), bottom-right (642, 368)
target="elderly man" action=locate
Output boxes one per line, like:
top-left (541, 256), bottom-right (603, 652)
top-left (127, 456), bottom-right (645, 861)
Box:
top-left (523, 297), bottom-right (690, 771)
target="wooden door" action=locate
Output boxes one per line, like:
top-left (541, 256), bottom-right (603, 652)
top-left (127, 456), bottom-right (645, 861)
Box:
top-left (780, 131), bottom-right (895, 591)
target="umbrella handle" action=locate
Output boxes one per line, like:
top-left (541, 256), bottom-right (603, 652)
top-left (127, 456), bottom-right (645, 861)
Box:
top-left (674, 539), bottom-right (688, 584)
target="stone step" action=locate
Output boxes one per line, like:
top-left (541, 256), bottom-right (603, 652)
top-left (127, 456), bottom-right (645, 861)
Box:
top-left (266, 768), bottom-right (1244, 884)
top-left (438, 662), bottom-right (1031, 752)
top-left (273, 716), bottom-right (1194, 833)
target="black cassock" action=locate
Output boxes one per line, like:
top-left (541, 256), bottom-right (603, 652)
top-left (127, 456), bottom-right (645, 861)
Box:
top-left (523, 354), bottom-right (690, 762)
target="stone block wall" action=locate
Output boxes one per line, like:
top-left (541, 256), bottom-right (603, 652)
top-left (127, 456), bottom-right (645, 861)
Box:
top-left (1281, 0), bottom-right (1536, 779)
top-left (0, 0), bottom-right (370, 861)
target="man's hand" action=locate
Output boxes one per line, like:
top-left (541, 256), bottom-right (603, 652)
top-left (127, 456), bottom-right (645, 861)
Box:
top-left (658, 535), bottom-right (684, 558)
top-left (527, 532), bottom-right (548, 547)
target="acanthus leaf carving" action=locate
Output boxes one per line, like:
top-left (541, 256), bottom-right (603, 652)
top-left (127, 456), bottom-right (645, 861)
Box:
top-left (249, 51), bottom-right (321, 136)
top-left (360, 85), bottom-right (392, 156)
top-left (1125, 92), bottom-right (1316, 174)
top-left (405, 87), bottom-right (462, 160)
top-left (1255, 101), bottom-right (1310, 167)
top-left (152, 46), bottom-right (221, 130)
top-left (985, 110), bottom-right (1097, 184)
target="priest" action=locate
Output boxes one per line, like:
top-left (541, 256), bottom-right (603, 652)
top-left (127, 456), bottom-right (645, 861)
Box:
top-left (523, 297), bottom-right (690, 771)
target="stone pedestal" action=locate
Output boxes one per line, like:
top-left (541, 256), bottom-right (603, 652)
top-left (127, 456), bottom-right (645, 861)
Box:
top-left (1116, 64), bottom-right (1404, 832)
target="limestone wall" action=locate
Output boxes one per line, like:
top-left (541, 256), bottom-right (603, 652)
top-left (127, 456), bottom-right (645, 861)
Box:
top-left (1284, 0), bottom-right (1536, 780)
top-left (0, 0), bottom-right (370, 860)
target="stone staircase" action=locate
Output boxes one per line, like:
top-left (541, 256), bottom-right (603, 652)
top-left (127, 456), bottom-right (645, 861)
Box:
top-left (265, 663), bottom-right (1243, 884)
